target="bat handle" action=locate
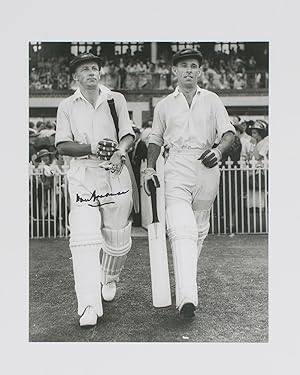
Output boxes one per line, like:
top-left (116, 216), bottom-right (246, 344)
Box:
top-left (148, 180), bottom-right (159, 223)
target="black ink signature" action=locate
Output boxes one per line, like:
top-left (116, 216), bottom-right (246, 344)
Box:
top-left (76, 190), bottom-right (129, 207)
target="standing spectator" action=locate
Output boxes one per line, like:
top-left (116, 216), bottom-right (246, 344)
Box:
top-left (34, 121), bottom-right (55, 150)
top-left (218, 119), bottom-right (242, 232)
top-left (29, 129), bottom-right (38, 162)
top-left (33, 149), bottom-right (64, 232)
top-left (248, 56), bottom-right (257, 71)
top-left (245, 120), bottom-right (269, 223)
top-left (35, 149), bottom-right (55, 219)
top-left (140, 126), bottom-right (152, 147)
top-left (128, 126), bottom-right (147, 226)
top-left (219, 131), bottom-right (242, 166)
top-left (232, 117), bottom-right (253, 161)
top-left (246, 120), bottom-right (269, 164)
top-left (119, 58), bottom-right (126, 89)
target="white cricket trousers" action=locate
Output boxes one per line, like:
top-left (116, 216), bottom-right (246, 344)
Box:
top-left (67, 159), bottom-right (133, 316)
top-left (164, 149), bottom-right (220, 311)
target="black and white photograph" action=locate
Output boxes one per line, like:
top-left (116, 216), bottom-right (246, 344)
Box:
top-left (28, 40), bottom-right (269, 342)
top-left (2, 1), bottom-right (300, 374)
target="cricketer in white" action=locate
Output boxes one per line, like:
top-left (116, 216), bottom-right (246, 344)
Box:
top-left (144, 49), bottom-right (235, 318)
top-left (55, 53), bottom-right (135, 327)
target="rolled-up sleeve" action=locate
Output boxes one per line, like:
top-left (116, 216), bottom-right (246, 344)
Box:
top-left (214, 95), bottom-right (235, 144)
top-left (55, 102), bottom-right (74, 147)
top-left (148, 102), bottom-right (165, 147)
top-left (116, 94), bottom-right (135, 141)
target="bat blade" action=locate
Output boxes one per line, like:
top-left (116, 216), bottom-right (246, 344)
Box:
top-left (147, 158), bottom-right (172, 309)
top-left (148, 222), bottom-right (171, 307)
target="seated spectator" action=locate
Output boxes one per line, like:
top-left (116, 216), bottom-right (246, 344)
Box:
top-left (29, 121), bottom-right (36, 131)
top-left (38, 121), bottom-right (56, 138)
top-left (36, 121), bottom-right (45, 132)
top-left (219, 74), bottom-right (230, 89)
top-left (206, 72), bottom-right (220, 90)
top-left (233, 73), bottom-right (246, 90)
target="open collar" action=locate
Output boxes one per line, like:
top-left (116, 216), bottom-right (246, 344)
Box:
top-left (173, 85), bottom-right (202, 97)
top-left (71, 84), bottom-right (113, 103)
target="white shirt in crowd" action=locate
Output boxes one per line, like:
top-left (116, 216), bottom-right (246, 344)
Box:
top-left (254, 136), bottom-right (269, 160)
top-left (240, 137), bottom-right (254, 160)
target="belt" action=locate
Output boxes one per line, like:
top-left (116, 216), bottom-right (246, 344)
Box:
top-left (168, 147), bottom-right (207, 156)
top-left (73, 155), bottom-right (99, 161)
top-left (70, 158), bottom-right (102, 168)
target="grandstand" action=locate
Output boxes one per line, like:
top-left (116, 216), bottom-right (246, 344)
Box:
top-left (29, 41), bottom-right (268, 126)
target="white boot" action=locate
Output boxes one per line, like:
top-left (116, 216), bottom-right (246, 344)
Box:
top-left (79, 305), bottom-right (98, 327)
top-left (102, 281), bottom-right (117, 302)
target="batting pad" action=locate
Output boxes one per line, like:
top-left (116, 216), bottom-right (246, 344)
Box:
top-left (101, 223), bottom-right (132, 284)
top-left (101, 223), bottom-right (132, 256)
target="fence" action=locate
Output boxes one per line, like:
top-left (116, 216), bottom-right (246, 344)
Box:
top-left (29, 163), bottom-right (70, 239)
top-left (29, 157), bottom-right (268, 239)
top-left (140, 157), bottom-right (268, 235)
top-left (210, 158), bottom-right (268, 234)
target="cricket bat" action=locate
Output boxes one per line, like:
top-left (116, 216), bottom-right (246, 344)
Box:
top-left (147, 165), bottom-right (171, 308)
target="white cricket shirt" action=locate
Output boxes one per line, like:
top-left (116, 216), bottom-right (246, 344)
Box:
top-left (149, 86), bottom-right (235, 149)
top-left (55, 84), bottom-right (134, 147)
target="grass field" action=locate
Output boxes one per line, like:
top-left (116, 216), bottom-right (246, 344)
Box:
top-left (29, 233), bottom-right (268, 342)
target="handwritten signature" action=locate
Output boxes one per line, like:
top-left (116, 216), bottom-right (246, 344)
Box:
top-left (76, 189), bottom-right (129, 207)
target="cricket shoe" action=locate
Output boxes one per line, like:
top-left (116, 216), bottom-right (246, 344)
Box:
top-left (180, 303), bottom-right (196, 319)
top-left (102, 281), bottom-right (117, 302)
top-left (79, 305), bottom-right (98, 327)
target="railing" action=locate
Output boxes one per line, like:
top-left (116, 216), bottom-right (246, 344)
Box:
top-left (29, 70), bottom-right (269, 93)
top-left (29, 163), bottom-right (70, 239)
top-left (210, 158), bottom-right (268, 234)
top-left (101, 72), bottom-right (172, 90)
top-left (92, 70), bottom-right (269, 90)
top-left (140, 157), bottom-right (268, 235)
top-left (29, 157), bottom-right (268, 239)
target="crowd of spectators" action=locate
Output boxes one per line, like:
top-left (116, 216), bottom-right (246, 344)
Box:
top-left (29, 49), bottom-right (268, 91)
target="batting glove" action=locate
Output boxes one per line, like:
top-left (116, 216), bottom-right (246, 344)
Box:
top-left (199, 148), bottom-right (222, 168)
top-left (91, 138), bottom-right (118, 160)
top-left (97, 138), bottom-right (118, 160)
top-left (143, 168), bottom-right (160, 196)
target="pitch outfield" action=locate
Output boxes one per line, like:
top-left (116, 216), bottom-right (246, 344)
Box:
top-left (29, 233), bottom-right (268, 342)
